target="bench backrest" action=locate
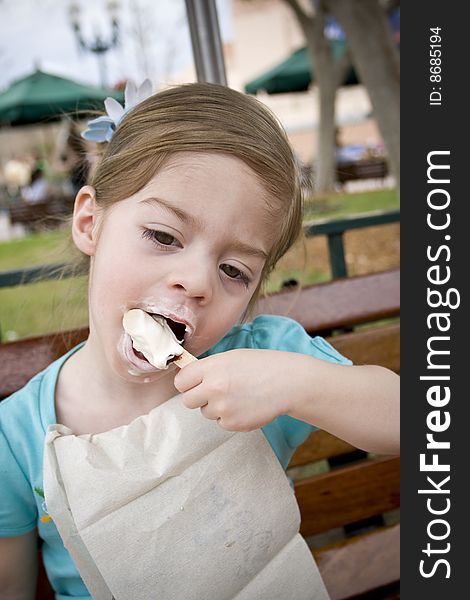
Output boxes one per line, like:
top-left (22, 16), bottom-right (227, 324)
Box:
top-left (0, 268), bottom-right (399, 400)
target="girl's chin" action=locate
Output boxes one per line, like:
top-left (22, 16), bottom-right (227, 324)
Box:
top-left (111, 355), bottom-right (175, 383)
top-left (119, 370), bottom-right (175, 386)
top-left (122, 362), bottom-right (177, 382)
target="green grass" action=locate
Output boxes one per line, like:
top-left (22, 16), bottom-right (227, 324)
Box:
top-left (0, 188), bottom-right (398, 340)
top-left (304, 188), bottom-right (399, 221)
top-left (0, 227), bottom-right (87, 339)
top-left (1, 277), bottom-right (89, 339)
top-left (0, 227), bottom-right (73, 270)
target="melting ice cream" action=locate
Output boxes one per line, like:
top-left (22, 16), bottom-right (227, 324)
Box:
top-left (122, 309), bottom-right (184, 370)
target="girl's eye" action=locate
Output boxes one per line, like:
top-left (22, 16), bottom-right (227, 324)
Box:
top-left (142, 229), bottom-right (180, 248)
top-left (220, 263), bottom-right (251, 287)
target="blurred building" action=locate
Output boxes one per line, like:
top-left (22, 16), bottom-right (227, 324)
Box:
top-left (169, 0), bottom-right (379, 163)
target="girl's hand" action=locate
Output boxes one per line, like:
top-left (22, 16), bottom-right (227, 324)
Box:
top-left (174, 349), bottom-right (295, 431)
top-left (174, 348), bottom-right (400, 455)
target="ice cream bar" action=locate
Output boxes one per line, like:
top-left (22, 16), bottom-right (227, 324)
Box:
top-left (123, 309), bottom-right (190, 370)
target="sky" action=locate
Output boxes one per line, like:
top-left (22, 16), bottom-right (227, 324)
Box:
top-left (0, 0), bottom-right (233, 91)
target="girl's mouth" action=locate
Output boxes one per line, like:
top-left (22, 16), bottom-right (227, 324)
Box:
top-left (123, 334), bottom-right (161, 372)
top-left (142, 307), bottom-right (194, 343)
top-left (148, 313), bottom-right (187, 343)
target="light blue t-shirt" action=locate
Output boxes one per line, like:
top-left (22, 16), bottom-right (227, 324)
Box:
top-left (0, 315), bottom-right (351, 599)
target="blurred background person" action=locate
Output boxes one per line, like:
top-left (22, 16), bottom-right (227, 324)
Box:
top-left (55, 119), bottom-right (91, 197)
top-left (20, 164), bottom-right (50, 204)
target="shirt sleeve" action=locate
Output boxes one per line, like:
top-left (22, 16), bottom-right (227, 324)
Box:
top-left (249, 315), bottom-right (353, 366)
top-left (0, 428), bottom-right (37, 536)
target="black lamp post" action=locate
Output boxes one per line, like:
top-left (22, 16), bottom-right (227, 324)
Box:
top-left (68, 1), bottom-right (120, 87)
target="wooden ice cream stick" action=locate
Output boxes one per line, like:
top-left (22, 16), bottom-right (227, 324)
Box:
top-left (173, 347), bottom-right (197, 368)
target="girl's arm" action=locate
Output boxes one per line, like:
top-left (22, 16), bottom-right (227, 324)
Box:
top-left (0, 530), bottom-right (38, 600)
top-left (176, 349), bottom-right (400, 456)
top-left (285, 354), bottom-right (400, 455)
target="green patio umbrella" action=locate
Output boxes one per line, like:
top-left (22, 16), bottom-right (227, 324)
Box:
top-left (0, 69), bottom-right (124, 126)
top-left (244, 41), bottom-right (359, 95)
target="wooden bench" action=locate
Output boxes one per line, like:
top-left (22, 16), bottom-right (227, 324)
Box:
top-left (8, 196), bottom-right (73, 231)
top-left (300, 158), bottom-right (389, 191)
top-left (0, 268), bottom-right (400, 599)
top-left (257, 269), bottom-right (400, 599)
top-left (336, 158), bottom-right (389, 185)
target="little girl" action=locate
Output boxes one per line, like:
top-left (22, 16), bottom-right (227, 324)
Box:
top-left (0, 82), bottom-right (399, 599)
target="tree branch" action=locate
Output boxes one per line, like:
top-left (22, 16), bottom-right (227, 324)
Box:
top-left (283, 0), bottom-right (310, 31)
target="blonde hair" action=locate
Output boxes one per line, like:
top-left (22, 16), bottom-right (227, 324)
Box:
top-left (91, 83), bottom-right (303, 306)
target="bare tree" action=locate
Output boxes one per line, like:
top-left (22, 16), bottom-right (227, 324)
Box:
top-left (159, 11), bottom-right (187, 83)
top-left (324, 0), bottom-right (400, 187)
top-left (127, 0), bottom-right (187, 86)
top-left (128, 0), bottom-right (155, 81)
top-left (283, 0), bottom-right (351, 193)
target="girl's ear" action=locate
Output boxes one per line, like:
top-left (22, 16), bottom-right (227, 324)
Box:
top-left (72, 186), bottom-right (99, 256)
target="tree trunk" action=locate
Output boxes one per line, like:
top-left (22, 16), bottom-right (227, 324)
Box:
top-left (307, 41), bottom-right (338, 193)
top-left (315, 85), bottom-right (337, 193)
top-left (304, 12), bottom-right (337, 193)
top-left (284, 0), bottom-right (349, 194)
top-left (325, 0), bottom-right (400, 188)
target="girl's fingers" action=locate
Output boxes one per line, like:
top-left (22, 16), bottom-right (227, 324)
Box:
top-left (174, 360), bottom-right (203, 393)
top-left (200, 403), bottom-right (220, 421)
top-left (180, 388), bottom-right (209, 410)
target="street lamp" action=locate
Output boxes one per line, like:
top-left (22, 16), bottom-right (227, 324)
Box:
top-left (68, 1), bottom-right (120, 87)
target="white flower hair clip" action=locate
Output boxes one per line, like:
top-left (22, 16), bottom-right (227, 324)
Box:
top-left (81, 79), bottom-right (153, 142)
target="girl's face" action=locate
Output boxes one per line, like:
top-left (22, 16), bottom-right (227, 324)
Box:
top-left (77, 152), bottom-right (276, 382)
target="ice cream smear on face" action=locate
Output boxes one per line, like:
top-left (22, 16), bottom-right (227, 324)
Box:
top-left (122, 309), bottom-right (184, 370)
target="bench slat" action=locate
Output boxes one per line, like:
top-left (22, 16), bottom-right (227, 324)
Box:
top-left (314, 524), bottom-right (400, 600)
top-left (34, 526), bottom-right (400, 600)
top-left (0, 323), bottom-right (399, 400)
top-left (289, 430), bottom-right (356, 467)
top-left (327, 323), bottom-right (400, 373)
top-left (297, 456), bottom-right (400, 537)
top-left (0, 329), bottom-right (88, 399)
top-left (0, 270), bottom-right (400, 400)
top-left (36, 551), bottom-right (55, 600)
top-left (254, 269), bottom-right (399, 333)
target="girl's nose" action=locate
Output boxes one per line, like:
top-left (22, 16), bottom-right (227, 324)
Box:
top-left (166, 259), bottom-right (213, 304)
